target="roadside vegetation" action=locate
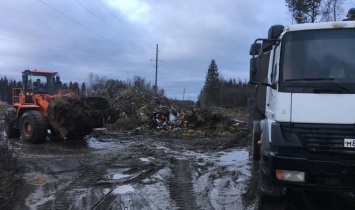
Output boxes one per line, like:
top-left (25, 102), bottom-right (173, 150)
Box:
top-left (0, 102), bottom-right (24, 210)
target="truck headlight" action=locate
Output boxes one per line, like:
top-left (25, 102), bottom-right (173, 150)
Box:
top-left (276, 170), bottom-right (305, 182)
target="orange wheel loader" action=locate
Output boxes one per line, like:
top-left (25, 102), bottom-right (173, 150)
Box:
top-left (5, 69), bottom-right (111, 143)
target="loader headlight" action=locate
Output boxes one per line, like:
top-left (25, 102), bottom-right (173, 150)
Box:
top-left (276, 170), bottom-right (305, 182)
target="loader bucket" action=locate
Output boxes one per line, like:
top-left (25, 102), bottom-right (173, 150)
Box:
top-left (47, 97), bottom-right (114, 139)
top-left (47, 97), bottom-right (94, 139)
top-left (85, 97), bottom-right (111, 128)
top-left (85, 97), bottom-right (110, 110)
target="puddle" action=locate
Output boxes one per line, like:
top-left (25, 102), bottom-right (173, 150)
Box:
top-left (106, 173), bottom-right (130, 180)
top-left (86, 137), bottom-right (117, 150)
top-left (218, 149), bottom-right (248, 163)
top-left (217, 149), bottom-right (250, 176)
top-left (139, 157), bottom-right (150, 162)
top-left (232, 118), bottom-right (247, 123)
top-left (113, 185), bottom-right (134, 194)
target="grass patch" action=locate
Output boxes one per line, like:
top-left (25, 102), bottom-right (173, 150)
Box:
top-left (0, 103), bottom-right (32, 208)
top-left (0, 141), bottom-right (24, 209)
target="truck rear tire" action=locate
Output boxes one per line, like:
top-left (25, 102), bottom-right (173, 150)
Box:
top-left (5, 108), bottom-right (20, 138)
top-left (251, 121), bottom-right (261, 161)
top-left (20, 110), bottom-right (48, 144)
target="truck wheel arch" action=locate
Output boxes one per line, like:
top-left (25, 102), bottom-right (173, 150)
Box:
top-left (260, 119), bottom-right (270, 156)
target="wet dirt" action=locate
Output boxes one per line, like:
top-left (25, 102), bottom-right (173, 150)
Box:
top-left (3, 126), bottom-right (355, 210)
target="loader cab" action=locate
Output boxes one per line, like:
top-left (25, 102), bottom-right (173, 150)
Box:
top-left (22, 69), bottom-right (61, 102)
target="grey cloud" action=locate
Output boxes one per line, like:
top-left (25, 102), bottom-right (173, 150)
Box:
top-left (0, 0), bottom-right (310, 100)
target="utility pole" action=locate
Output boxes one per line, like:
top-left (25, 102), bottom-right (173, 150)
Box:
top-left (151, 44), bottom-right (162, 95)
top-left (183, 87), bottom-right (185, 101)
top-left (155, 44), bottom-right (158, 95)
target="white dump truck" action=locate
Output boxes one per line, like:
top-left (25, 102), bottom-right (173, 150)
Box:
top-left (249, 21), bottom-right (355, 200)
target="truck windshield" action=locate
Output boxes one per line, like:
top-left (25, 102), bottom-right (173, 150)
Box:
top-left (280, 28), bottom-right (355, 92)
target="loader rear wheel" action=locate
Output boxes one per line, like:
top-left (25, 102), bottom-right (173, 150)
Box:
top-left (20, 110), bottom-right (48, 144)
top-left (5, 108), bottom-right (20, 138)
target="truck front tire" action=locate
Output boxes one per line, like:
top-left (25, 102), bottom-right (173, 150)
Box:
top-left (20, 110), bottom-right (48, 144)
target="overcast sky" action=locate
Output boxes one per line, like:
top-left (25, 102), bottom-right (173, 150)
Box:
top-left (0, 0), bottom-right (354, 101)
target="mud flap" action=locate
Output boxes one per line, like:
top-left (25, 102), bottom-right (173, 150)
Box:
top-left (251, 121), bottom-right (261, 161)
top-left (259, 119), bottom-right (283, 200)
top-left (260, 157), bottom-right (283, 200)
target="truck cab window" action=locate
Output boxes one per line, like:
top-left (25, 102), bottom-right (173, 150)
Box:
top-left (279, 28), bottom-right (355, 93)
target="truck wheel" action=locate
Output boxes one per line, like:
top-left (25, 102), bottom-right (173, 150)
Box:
top-left (5, 108), bottom-right (20, 138)
top-left (20, 110), bottom-right (48, 144)
top-left (251, 121), bottom-right (261, 161)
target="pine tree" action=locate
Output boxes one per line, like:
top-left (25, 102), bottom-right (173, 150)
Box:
top-left (72, 82), bottom-right (80, 96)
top-left (81, 82), bottom-right (87, 96)
top-left (69, 81), bottom-right (73, 91)
top-left (202, 59), bottom-right (220, 107)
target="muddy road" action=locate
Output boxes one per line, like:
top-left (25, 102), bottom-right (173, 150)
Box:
top-left (3, 128), bottom-right (355, 209)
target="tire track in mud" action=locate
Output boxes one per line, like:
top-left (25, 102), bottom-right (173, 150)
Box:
top-left (36, 163), bottom-right (103, 210)
top-left (92, 164), bottom-right (164, 210)
top-left (91, 192), bottom-right (118, 210)
top-left (169, 158), bottom-right (199, 210)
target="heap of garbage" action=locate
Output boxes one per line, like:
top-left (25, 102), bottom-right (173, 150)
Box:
top-left (103, 87), bottom-right (247, 136)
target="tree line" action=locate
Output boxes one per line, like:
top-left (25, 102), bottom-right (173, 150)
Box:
top-left (197, 59), bottom-right (253, 108)
top-left (0, 76), bottom-right (88, 104)
top-left (0, 74), bottom-right (165, 105)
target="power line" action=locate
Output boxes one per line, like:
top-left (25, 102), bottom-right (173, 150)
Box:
top-left (74, 0), bottom-right (147, 54)
top-left (0, 35), bottom-right (97, 52)
top-left (95, 0), bottom-right (153, 49)
top-left (37, 0), bottom-right (134, 54)
top-left (0, 35), bottom-right (151, 64)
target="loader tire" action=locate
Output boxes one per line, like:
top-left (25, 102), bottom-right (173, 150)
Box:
top-left (20, 110), bottom-right (48, 144)
top-left (5, 108), bottom-right (20, 138)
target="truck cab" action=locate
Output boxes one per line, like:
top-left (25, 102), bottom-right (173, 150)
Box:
top-left (249, 22), bottom-right (355, 199)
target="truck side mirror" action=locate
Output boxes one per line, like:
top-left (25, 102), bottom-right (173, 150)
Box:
top-left (250, 57), bottom-right (258, 84)
top-left (268, 25), bottom-right (284, 39)
top-left (249, 43), bottom-right (261, 56)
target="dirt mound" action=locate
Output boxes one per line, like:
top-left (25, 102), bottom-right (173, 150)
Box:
top-left (105, 88), bottom-right (248, 136)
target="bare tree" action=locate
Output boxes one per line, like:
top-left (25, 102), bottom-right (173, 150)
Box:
top-left (286, 0), bottom-right (322, 23)
top-left (285, 0), bottom-right (345, 23)
top-left (321, 0), bottom-right (345, 21)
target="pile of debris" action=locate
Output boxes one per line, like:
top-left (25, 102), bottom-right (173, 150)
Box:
top-left (105, 87), bottom-right (248, 136)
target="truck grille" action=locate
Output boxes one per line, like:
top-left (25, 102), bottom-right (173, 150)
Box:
top-left (281, 123), bottom-right (355, 154)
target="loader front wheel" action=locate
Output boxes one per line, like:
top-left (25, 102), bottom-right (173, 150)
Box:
top-left (20, 110), bottom-right (48, 144)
